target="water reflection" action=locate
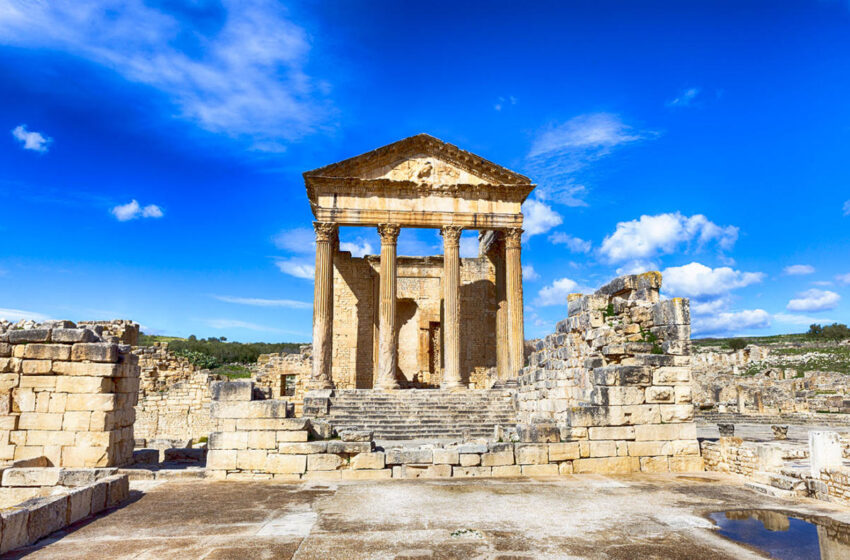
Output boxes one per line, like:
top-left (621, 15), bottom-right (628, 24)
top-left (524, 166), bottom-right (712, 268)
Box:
top-left (710, 509), bottom-right (850, 560)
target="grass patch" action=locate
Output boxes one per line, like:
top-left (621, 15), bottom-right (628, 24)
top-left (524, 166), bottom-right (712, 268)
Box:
top-left (210, 364), bottom-right (253, 379)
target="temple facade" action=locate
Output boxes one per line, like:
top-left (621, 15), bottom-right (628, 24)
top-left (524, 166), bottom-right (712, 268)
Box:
top-left (304, 134), bottom-right (534, 390)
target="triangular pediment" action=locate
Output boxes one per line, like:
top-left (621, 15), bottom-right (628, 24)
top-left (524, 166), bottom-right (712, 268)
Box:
top-left (304, 133), bottom-right (531, 186)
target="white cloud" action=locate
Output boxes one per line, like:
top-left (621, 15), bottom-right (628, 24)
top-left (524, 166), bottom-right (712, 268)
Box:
top-left (275, 258), bottom-right (314, 279)
top-left (774, 312), bottom-right (837, 326)
top-left (692, 309), bottom-right (771, 336)
top-left (836, 273), bottom-right (850, 285)
top-left (110, 199), bottom-right (164, 221)
top-left (690, 297), bottom-right (731, 316)
top-left (11, 124), bottom-right (51, 152)
top-left (459, 234), bottom-right (479, 258)
top-left (548, 232), bottom-right (591, 253)
top-left (786, 289), bottom-right (841, 312)
top-left (662, 262), bottom-right (764, 298)
top-left (616, 260), bottom-right (659, 276)
top-left (273, 228), bottom-right (315, 254)
top-left (213, 295), bottom-right (310, 309)
top-left (0, 307), bottom-right (51, 322)
top-left (0, 1), bottom-right (327, 149)
top-left (535, 277), bottom-right (580, 307)
top-left (526, 113), bottom-right (653, 206)
top-left (666, 87), bottom-right (701, 107)
top-left (493, 95), bottom-right (517, 111)
top-left (844, 200), bottom-right (850, 216)
top-left (600, 213), bottom-right (738, 263)
top-left (523, 265), bottom-right (540, 281)
top-left (522, 199), bottom-right (562, 240)
top-left (783, 264), bottom-right (815, 275)
top-left (340, 238), bottom-right (374, 258)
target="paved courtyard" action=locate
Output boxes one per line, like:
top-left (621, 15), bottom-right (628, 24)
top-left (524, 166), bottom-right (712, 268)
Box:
top-left (9, 473), bottom-right (850, 559)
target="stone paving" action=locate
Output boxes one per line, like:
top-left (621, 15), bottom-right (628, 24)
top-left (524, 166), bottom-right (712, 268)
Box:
top-left (10, 474), bottom-right (850, 559)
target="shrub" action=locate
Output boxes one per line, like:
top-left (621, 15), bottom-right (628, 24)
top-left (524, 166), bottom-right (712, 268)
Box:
top-left (728, 339), bottom-right (747, 351)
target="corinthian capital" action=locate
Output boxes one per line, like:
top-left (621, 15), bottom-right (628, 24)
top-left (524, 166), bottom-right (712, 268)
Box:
top-left (377, 223), bottom-right (401, 243)
top-left (505, 228), bottom-right (523, 249)
top-left (313, 222), bottom-right (338, 243)
top-left (440, 225), bottom-right (463, 247)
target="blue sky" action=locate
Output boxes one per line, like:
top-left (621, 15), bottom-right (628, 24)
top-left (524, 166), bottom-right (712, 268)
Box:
top-left (1, 0), bottom-right (849, 342)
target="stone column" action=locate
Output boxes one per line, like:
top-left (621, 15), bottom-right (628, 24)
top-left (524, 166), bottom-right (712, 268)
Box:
top-left (311, 221), bottom-right (337, 389)
top-left (376, 223), bottom-right (401, 389)
top-left (441, 225), bottom-right (463, 389)
top-left (492, 232), bottom-right (510, 381)
top-left (505, 228), bottom-right (525, 377)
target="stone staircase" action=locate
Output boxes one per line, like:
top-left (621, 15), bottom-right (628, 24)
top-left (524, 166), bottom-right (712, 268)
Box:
top-left (325, 389), bottom-right (517, 441)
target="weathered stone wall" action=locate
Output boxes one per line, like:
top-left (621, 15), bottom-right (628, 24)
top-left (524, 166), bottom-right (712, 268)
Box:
top-left (253, 346), bottom-right (311, 416)
top-left (0, 322), bottom-right (139, 467)
top-left (77, 320), bottom-right (140, 346)
top-left (132, 343), bottom-right (218, 443)
top-left (331, 250), bottom-right (497, 389)
top-left (515, 272), bottom-right (702, 474)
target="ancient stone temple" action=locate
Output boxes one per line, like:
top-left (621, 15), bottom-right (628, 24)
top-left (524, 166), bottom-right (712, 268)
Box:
top-left (304, 134), bottom-right (534, 390)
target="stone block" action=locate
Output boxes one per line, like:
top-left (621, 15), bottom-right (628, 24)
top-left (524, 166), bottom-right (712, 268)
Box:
top-left (237, 418), bottom-right (306, 431)
top-left (106, 475), bottom-right (129, 507)
top-left (0, 342), bottom-right (10, 357)
top-left (0, 358), bottom-right (22, 373)
top-left (67, 485), bottom-right (94, 523)
top-left (351, 452), bottom-right (385, 470)
top-left (548, 442), bottom-right (581, 461)
top-left (307, 453), bottom-right (345, 471)
top-left (56, 376), bottom-right (112, 394)
top-left (27, 494), bottom-right (68, 544)
top-left (164, 448), bottom-right (205, 463)
top-left (645, 386), bottom-right (674, 403)
top-left (660, 404), bottom-right (694, 423)
top-left (27, 430), bottom-right (76, 447)
top-left (587, 426), bottom-right (635, 441)
top-left (395, 464), bottom-right (452, 479)
top-left (52, 361), bottom-right (121, 377)
top-left (206, 449), bottom-right (237, 470)
top-left (276, 430), bottom-right (309, 442)
top-left (592, 366), bottom-right (651, 386)
top-left (23, 344), bottom-right (71, 361)
top-left (247, 431), bottom-right (277, 450)
top-left (456, 444), bottom-right (488, 454)
top-left (558, 461), bottom-right (574, 475)
top-left (588, 441), bottom-right (618, 458)
top-left (490, 465), bottom-right (522, 477)
top-left (480, 450), bottom-right (514, 466)
top-left (516, 423), bottom-right (559, 443)
top-left (339, 430), bottom-right (373, 442)
top-left (640, 456), bottom-right (670, 473)
top-left (71, 343), bottom-right (118, 363)
top-left (628, 441), bottom-right (670, 457)
top-left (573, 457), bottom-right (640, 474)
top-left (61, 446), bottom-right (110, 468)
top-left (326, 441), bottom-right (372, 454)
top-left (341, 469), bottom-right (392, 480)
top-left (278, 442), bottom-right (327, 454)
top-left (652, 298), bottom-right (689, 326)
top-left (634, 423), bottom-right (696, 441)
top-left (459, 453), bottom-right (481, 467)
top-left (18, 413), bottom-right (63, 431)
top-left (560, 427), bottom-right (588, 441)
top-left (432, 449), bottom-right (459, 465)
top-left (210, 380), bottom-right (253, 402)
top-left (591, 386), bottom-right (646, 406)
top-left (22, 360), bottom-right (52, 375)
top-left (236, 449), bottom-right (268, 470)
top-left (669, 440), bottom-right (700, 456)
top-left (652, 367), bottom-right (690, 385)
top-left (9, 329), bottom-right (51, 343)
top-left (2, 467), bottom-right (61, 487)
top-left (52, 328), bottom-right (97, 343)
top-left (90, 480), bottom-right (108, 514)
top-left (302, 471), bottom-right (342, 481)
top-left (385, 448), bottom-right (433, 465)
top-left (211, 400), bottom-right (290, 419)
top-left (132, 449), bottom-right (159, 465)
top-left (65, 393), bottom-right (118, 412)
top-left (674, 386), bottom-right (692, 403)
top-left (521, 464), bottom-right (559, 477)
top-left (0, 507), bottom-right (30, 554)
top-left (209, 431), bottom-right (248, 450)
top-left (267, 454), bottom-right (307, 474)
top-left (452, 466), bottom-right (491, 478)
top-left (669, 456), bottom-right (704, 473)
top-left (810, 431), bottom-right (843, 478)
top-left (515, 444), bottom-right (548, 465)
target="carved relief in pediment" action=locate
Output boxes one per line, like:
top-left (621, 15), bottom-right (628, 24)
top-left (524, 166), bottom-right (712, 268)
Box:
top-left (361, 155), bottom-right (488, 185)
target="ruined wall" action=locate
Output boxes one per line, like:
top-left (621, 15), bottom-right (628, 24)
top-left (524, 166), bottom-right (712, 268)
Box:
top-left (132, 343), bottom-right (218, 443)
top-left (77, 320), bottom-right (140, 346)
top-left (0, 322), bottom-right (139, 467)
top-left (331, 250), bottom-right (496, 389)
top-left (253, 346), bottom-right (311, 416)
top-left (515, 272), bottom-right (702, 474)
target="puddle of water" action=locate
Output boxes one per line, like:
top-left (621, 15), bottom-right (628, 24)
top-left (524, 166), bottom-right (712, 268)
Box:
top-left (710, 509), bottom-right (850, 560)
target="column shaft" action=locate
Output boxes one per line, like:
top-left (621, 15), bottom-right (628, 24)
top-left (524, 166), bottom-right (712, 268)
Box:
top-left (493, 232), bottom-right (510, 381)
top-left (505, 228), bottom-right (525, 377)
top-left (441, 225), bottom-right (463, 389)
top-left (311, 222), bottom-right (337, 389)
top-left (376, 223), bottom-right (401, 389)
